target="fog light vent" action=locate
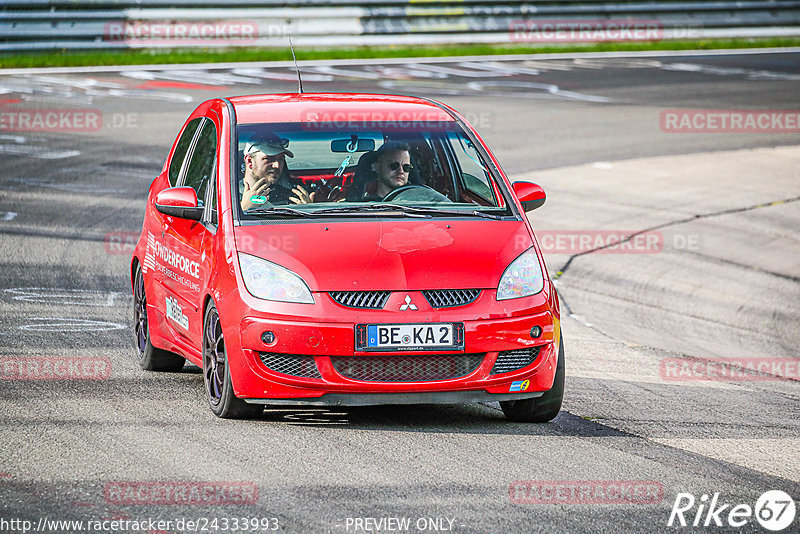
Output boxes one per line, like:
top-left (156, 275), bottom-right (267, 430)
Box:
top-left (259, 353), bottom-right (321, 379)
top-left (491, 346), bottom-right (541, 375)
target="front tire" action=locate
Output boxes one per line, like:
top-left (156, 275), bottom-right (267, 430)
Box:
top-left (133, 264), bottom-right (185, 372)
top-left (501, 335), bottom-right (564, 422)
top-left (203, 303), bottom-right (262, 419)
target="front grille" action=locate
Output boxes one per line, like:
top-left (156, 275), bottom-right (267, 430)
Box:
top-left (422, 289), bottom-right (481, 308)
top-left (491, 347), bottom-right (541, 374)
top-left (259, 353), bottom-right (322, 379)
top-left (330, 291), bottom-right (390, 309)
top-left (331, 354), bottom-right (484, 382)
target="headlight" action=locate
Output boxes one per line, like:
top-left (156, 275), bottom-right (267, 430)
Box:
top-left (497, 247), bottom-right (545, 300)
top-left (238, 252), bottom-right (314, 304)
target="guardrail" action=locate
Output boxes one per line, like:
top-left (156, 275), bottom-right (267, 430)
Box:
top-left (2, 1), bottom-right (800, 52)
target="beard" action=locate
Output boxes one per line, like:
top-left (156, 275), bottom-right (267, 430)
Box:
top-left (383, 174), bottom-right (406, 189)
top-left (260, 168), bottom-right (279, 183)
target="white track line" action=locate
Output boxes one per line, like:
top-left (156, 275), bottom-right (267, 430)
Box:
top-left (1, 47), bottom-right (798, 76)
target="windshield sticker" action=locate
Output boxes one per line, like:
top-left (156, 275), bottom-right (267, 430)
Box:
top-left (165, 296), bottom-right (189, 330)
top-left (249, 195), bottom-right (267, 205)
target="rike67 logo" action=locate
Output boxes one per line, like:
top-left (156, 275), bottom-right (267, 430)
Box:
top-left (668, 490), bottom-right (796, 531)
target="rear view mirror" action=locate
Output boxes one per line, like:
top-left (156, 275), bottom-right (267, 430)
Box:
top-left (331, 136), bottom-right (376, 153)
top-left (155, 187), bottom-right (203, 220)
top-left (512, 182), bottom-right (546, 212)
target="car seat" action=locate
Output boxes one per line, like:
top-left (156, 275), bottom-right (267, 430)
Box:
top-left (346, 151), bottom-right (379, 201)
top-left (346, 149), bottom-right (423, 201)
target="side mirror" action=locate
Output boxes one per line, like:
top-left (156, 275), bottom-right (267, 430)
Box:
top-left (155, 187), bottom-right (203, 221)
top-left (512, 181), bottom-right (546, 212)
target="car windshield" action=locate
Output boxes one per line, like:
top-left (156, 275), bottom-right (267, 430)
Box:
top-left (235, 121), bottom-right (512, 219)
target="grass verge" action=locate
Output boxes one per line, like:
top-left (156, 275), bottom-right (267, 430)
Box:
top-left (1, 38), bottom-right (799, 69)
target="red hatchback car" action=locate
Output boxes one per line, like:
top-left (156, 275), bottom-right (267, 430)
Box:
top-left (131, 93), bottom-right (564, 422)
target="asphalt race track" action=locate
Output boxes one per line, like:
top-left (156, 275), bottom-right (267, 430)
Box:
top-left (1, 50), bottom-right (799, 533)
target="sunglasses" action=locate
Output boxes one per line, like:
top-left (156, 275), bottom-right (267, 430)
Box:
top-left (388, 161), bottom-right (413, 173)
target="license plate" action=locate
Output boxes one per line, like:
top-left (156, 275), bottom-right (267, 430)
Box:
top-left (355, 323), bottom-right (464, 351)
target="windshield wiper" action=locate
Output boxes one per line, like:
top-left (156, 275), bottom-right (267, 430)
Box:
top-left (245, 206), bottom-right (315, 218)
top-left (316, 204), bottom-right (505, 220)
top-left (429, 208), bottom-right (505, 220)
top-left (247, 204), bottom-right (506, 220)
top-left (313, 204), bottom-right (507, 219)
top-left (312, 204), bottom-right (429, 217)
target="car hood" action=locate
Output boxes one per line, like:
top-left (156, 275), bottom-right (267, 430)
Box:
top-left (234, 219), bottom-right (533, 291)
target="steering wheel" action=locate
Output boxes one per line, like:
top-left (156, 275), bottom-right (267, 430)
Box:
top-left (381, 185), bottom-right (426, 201)
top-left (382, 184), bottom-right (451, 203)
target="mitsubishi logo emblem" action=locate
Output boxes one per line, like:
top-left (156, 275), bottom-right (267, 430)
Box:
top-left (399, 295), bottom-right (418, 311)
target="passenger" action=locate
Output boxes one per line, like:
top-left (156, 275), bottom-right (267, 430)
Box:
top-left (363, 142), bottom-right (413, 201)
top-left (240, 134), bottom-right (313, 210)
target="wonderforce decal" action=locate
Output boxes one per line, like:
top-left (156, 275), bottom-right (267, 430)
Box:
top-left (165, 297), bottom-right (189, 330)
top-left (143, 232), bottom-right (201, 291)
top-left (152, 233), bottom-right (200, 277)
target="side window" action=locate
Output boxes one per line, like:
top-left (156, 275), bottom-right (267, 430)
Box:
top-left (168, 118), bottom-right (202, 187)
top-left (182, 120), bottom-right (218, 207)
top-left (447, 132), bottom-right (497, 204)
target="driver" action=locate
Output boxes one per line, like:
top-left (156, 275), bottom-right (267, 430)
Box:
top-left (363, 142), bottom-right (413, 201)
top-left (240, 133), bottom-right (313, 211)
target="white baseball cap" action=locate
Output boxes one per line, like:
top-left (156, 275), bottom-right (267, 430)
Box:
top-left (243, 134), bottom-right (294, 158)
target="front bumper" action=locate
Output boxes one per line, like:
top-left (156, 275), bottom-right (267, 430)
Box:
top-left (227, 289), bottom-right (561, 401)
top-left (244, 390), bottom-right (544, 406)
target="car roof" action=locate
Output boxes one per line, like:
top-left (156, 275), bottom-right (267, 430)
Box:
top-left (228, 93), bottom-right (456, 125)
